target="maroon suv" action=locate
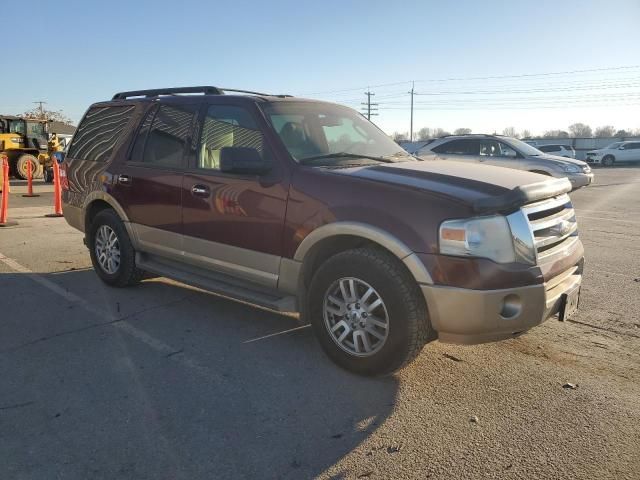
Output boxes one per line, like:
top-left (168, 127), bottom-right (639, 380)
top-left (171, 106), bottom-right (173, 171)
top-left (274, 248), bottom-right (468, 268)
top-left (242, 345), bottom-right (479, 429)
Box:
top-left (61, 86), bottom-right (584, 375)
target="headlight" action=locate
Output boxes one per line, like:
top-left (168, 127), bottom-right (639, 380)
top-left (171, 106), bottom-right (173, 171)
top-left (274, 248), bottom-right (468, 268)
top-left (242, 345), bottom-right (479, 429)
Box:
top-left (439, 215), bottom-right (516, 263)
top-left (563, 165), bottom-right (581, 173)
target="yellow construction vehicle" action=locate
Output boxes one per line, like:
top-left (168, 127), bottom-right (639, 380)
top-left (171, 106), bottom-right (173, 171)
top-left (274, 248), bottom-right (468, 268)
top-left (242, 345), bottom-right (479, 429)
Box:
top-left (0, 115), bottom-right (52, 180)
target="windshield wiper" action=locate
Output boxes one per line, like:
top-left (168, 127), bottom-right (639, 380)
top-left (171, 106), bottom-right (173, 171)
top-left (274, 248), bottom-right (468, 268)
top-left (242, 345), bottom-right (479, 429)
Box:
top-left (298, 152), bottom-right (396, 165)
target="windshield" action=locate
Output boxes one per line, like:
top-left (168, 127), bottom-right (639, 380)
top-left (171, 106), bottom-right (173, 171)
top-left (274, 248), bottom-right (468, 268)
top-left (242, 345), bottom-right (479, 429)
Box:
top-left (8, 119), bottom-right (25, 135)
top-left (27, 121), bottom-right (46, 136)
top-left (500, 136), bottom-right (545, 156)
top-left (262, 102), bottom-right (409, 164)
top-left (605, 142), bottom-right (623, 149)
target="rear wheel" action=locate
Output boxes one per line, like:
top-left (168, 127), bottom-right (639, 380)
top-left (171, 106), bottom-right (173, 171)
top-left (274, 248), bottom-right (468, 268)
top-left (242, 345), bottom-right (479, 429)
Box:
top-left (602, 155), bottom-right (615, 167)
top-left (88, 209), bottom-right (144, 287)
top-left (308, 247), bottom-right (432, 376)
top-left (15, 154), bottom-right (39, 180)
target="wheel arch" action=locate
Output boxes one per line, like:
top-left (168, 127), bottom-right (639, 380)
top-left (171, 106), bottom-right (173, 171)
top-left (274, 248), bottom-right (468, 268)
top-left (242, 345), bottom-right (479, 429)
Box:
top-left (83, 192), bottom-right (135, 243)
top-left (283, 222), bottom-right (433, 297)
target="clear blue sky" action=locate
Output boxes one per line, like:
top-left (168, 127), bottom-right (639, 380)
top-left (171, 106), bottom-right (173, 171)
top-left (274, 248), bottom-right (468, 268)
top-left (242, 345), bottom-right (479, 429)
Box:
top-left (5, 0), bottom-right (639, 136)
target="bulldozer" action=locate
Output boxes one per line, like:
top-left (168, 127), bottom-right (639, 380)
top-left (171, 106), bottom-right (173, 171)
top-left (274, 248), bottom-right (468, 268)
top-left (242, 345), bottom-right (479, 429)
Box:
top-left (0, 115), bottom-right (54, 181)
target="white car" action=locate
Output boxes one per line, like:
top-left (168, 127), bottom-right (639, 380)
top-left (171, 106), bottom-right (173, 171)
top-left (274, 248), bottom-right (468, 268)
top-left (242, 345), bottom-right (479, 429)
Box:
top-left (537, 144), bottom-right (576, 158)
top-left (586, 141), bottom-right (640, 166)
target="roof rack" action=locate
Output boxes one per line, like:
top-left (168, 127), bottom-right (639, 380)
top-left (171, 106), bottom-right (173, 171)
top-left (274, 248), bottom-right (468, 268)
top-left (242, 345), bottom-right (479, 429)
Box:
top-left (112, 86), bottom-right (292, 101)
top-left (112, 86), bottom-right (224, 100)
top-left (221, 88), bottom-right (292, 98)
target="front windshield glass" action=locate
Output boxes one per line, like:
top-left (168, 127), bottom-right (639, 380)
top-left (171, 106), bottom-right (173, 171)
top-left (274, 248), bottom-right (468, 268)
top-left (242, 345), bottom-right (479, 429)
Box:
top-left (262, 102), bottom-right (409, 164)
top-left (8, 120), bottom-right (25, 135)
top-left (605, 142), bottom-right (622, 149)
top-left (500, 136), bottom-right (545, 156)
top-left (27, 121), bottom-right (46, 136)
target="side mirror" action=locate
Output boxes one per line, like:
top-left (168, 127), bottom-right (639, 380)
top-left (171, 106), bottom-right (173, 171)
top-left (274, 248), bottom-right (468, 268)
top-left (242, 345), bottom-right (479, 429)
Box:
top-left (52, 151), bottom-right (65, 164)
top-left (220, 147), bottom-right (270, 175)
top-left (619, 146), bottom-right (626, 150)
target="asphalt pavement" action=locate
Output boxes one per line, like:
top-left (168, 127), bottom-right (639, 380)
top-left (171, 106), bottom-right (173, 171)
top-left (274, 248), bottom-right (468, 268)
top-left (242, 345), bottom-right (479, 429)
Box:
top-left (1, 170), bottom-right (639, 479)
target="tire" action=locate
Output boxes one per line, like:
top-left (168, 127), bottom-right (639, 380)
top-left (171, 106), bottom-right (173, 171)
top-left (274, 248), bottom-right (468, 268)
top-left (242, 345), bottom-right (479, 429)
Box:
top-left (88, 209), bottom-right (144, 287)
top-left (308, 247), bottom-right (432, 376)
top-left (15, 154), bottom-right (39, 180)
top-left (602, 155), bottom-right (615, 167)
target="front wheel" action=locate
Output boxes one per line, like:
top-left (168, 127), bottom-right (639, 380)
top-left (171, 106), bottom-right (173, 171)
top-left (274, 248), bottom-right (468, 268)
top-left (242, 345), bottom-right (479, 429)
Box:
top-left (602, 155), bottom-right (615, 167)
top-left (88, 209), bottom-right (144, 287)
top-left (308, 247), bottom-right (432, 376)
top-left (15, 154), bottom-right (39, 180)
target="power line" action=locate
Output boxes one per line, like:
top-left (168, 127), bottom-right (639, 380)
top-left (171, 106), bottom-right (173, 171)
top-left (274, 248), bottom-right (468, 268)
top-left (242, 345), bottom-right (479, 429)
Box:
top-left (300, 64), bottom-right (640, 95)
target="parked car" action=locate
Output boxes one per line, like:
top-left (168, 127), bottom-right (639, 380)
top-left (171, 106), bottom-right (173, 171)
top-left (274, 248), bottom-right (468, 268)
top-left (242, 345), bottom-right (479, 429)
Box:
top-left (585, 141), bottom-right (640, 166)
top-left (537, 144), bottom-right (575, 158)
top-left (416, 134), bottom-right (593, 189)
top-left (60, 87), bottom-right (585, 376)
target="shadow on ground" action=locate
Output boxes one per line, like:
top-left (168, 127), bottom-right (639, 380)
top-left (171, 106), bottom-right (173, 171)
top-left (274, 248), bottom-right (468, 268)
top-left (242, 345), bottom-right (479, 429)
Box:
top-left (0, 269), bottom-right (398, 480)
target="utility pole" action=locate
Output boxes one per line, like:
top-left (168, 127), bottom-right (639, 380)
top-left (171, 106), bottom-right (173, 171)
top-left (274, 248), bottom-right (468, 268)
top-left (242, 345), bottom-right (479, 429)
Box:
top-left (33, 101), bottom-right (47, 120)
top-left (361, 89), bottom-right (378, 120)
top-left (409, 81), bottom-right (415, 142)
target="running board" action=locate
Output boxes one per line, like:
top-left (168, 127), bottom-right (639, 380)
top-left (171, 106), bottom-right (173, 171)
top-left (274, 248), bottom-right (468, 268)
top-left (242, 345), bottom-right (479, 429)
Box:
top-left (136, 253), bottom-right (298, 313)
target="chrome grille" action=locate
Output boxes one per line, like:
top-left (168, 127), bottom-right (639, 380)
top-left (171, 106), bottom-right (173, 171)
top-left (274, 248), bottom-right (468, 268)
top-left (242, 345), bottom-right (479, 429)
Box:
top-left (521, 194), bottom-right (578, 263)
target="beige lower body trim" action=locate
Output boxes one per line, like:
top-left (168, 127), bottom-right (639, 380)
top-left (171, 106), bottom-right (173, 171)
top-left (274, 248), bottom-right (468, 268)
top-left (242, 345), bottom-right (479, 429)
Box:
top-left (129, 223), bottom-right (280, 289)
top-left (421, 272), bottom-right (582, 344)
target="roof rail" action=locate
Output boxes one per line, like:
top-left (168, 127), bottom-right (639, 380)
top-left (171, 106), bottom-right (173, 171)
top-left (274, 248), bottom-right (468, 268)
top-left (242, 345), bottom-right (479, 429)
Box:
top-left (112, 86), bottom-right (223, 100)
top-left (221, 88), bottom-right (292, 98)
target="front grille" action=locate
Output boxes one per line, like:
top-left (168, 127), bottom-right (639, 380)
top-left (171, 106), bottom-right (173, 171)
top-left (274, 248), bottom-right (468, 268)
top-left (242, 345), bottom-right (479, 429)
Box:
top-left (521, 194), bottom-right (578, 264)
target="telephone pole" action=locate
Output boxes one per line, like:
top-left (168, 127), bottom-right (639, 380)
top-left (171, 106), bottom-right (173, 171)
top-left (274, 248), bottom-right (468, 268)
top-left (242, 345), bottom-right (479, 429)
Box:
top-left (409, 81), bottom-right (415, 141)
top-left (33, 101), bottom-right (47, 120)
top-left (361, 89), bottom-right (378, 120)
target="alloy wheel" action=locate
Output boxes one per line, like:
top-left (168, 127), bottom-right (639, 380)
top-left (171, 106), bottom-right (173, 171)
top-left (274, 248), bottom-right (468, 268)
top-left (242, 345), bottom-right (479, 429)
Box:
top-left (323, 277), bottom-right (389, 357)
top-left (94, 225), bottom-right (121, 274)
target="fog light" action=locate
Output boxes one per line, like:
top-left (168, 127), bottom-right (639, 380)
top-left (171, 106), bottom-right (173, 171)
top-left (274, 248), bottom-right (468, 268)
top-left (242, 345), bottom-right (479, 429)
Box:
top-left (500, 294), bottom-right (522, 319)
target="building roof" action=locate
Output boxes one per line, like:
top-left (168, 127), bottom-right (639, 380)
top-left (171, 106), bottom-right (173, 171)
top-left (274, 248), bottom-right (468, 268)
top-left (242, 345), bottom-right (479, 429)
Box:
top-left (49, 121), bottom-right (76, 135)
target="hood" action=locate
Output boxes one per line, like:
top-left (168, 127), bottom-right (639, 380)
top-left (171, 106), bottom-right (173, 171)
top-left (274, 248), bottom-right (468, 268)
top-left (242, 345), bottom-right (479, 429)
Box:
top-left (532, 154), bottom-right (587, 167)
top-left (325, 159), bottom-right (570, 214)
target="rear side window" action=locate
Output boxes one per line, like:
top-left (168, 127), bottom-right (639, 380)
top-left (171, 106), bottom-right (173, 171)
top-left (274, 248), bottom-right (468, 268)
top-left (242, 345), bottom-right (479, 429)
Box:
top-left (539, 145), bottom-right (560, 153)
top-left (138, 104), bottom-right (196, 167)
top-left (68, 106), bottom-right (135, 161)
top-left (432, 139), bottom-right (479, 155)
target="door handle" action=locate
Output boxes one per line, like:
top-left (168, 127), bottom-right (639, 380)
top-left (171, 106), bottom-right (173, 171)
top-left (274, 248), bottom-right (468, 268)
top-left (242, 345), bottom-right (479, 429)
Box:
top-left (118, 174), bottom-right (132, 185)
top-left (191, 184), bottom-right (210, 197)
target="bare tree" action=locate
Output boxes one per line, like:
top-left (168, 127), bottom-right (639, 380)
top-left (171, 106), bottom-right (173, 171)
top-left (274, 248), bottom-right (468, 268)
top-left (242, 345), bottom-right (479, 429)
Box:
top-left (614, 129), bottom-right (629, 137)
top-left (393, 131), bottom-right (409, 142)
top-left (502, 126), bottom-right (519, 138)
top-left (432, 128), bottom-right (451, 138)
top-left (416, 127), bottom-right (432, 140)
top-left (521, 129), bottom-right (532, 139)
top-left (543, 130), bottom-right (570, 138)
top-left (22, 107), bottom-right (73, 124)
top-left (568, 123), bottom-right (592, 138)
top-left (594, 125), bottom-right (616, 138)
top-left (454, 127), bottom-right (472, 135)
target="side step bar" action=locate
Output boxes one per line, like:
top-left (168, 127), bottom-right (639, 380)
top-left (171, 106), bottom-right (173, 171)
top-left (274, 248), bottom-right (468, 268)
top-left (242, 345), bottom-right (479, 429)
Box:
top-left (136, 253), bottom-right (298, 313)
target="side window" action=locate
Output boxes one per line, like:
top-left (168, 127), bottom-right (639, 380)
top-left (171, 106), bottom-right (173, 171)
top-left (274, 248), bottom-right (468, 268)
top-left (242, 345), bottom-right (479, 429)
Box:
top-left (628, 143), bottom-right (640, 150)
top-left (480, 140), bottom-right (517, 158)
top-left (141, 104), bottom-right (195, 167)
top-left (539, 145), bottom-right (559, 153)
top-left (68, 105), bottom-right (135, 161)
top-left (432, 139), bottom-right (479, 155)
top-left (129, 105), bottom-right (157, 161)
top-left (198, 105), bottom-right (265, 170)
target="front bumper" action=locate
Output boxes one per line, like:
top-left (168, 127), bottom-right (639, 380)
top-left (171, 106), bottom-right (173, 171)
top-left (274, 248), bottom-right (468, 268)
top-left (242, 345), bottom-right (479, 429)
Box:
top-left (567, 172), bottom-right (594, 189)
top-left (420, 267), bottom-right (582, 344)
